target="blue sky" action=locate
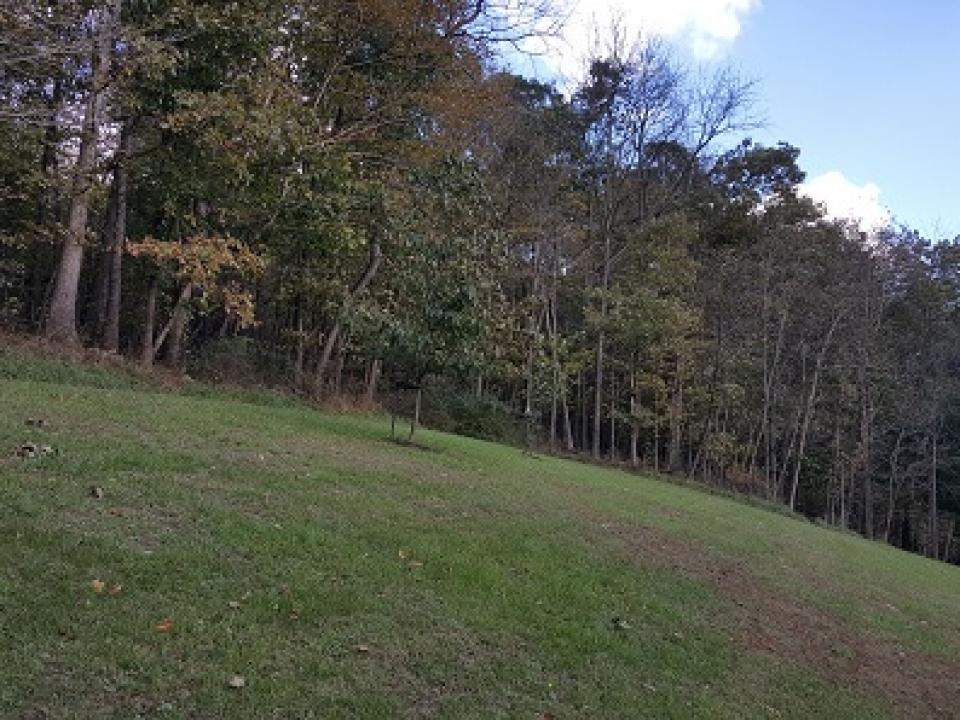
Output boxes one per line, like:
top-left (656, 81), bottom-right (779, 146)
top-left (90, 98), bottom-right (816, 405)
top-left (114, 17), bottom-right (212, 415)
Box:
top-left (733, 1), bottom-right (959, 237)
top-left (512, 1), bottom-right (959, 238)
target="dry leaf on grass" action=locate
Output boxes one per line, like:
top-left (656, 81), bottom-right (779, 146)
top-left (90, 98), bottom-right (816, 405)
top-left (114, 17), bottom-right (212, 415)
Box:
top-left (226, 675), bottom-right (246, 689)
top-left (90, 579), bottom-right (106, 594)
top-left (154, 619), bottom-right (174, 632)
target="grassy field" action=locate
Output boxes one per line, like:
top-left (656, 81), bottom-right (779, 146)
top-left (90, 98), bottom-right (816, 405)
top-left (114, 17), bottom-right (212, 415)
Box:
top-left (2, 345), bottom-right (959, 719)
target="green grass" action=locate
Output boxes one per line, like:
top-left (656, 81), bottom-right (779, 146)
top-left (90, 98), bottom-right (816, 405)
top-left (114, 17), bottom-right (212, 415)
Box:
top-left (2, 347), bottom-right (959, 718)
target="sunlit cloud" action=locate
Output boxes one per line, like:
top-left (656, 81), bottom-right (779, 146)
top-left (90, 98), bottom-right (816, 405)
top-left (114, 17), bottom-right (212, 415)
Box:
top-left (535, 0), bottom-right (761, 83)
top-left (801, 170), bottom-right (893, 234)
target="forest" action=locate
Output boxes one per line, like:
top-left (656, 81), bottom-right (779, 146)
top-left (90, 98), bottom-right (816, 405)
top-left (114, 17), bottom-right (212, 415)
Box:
top-left (2, 0), bottom-right (958, 565)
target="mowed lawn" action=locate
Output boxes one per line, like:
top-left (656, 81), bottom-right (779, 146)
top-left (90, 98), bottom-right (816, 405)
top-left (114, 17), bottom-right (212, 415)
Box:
top-left (2, 354), bottom-right (959, 719)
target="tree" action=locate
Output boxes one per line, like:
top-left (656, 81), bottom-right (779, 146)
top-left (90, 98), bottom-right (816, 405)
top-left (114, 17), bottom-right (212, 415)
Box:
top-left (45, 1), bottom-right (120, 343)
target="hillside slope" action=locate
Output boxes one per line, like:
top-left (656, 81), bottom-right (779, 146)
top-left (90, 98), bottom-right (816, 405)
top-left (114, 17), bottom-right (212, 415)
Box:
top-left (2, 354), bottom-right (959, 719)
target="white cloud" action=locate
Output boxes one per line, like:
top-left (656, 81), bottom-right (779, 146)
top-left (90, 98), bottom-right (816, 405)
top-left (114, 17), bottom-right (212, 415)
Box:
top-left (543, 0), bottom-right (760, 82)
top-left (800, 171), bottom-right (893, 234)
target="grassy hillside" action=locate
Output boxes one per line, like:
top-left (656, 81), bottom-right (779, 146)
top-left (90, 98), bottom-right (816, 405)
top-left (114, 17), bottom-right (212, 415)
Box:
top-left (2, 347), bottom-right (959, 719)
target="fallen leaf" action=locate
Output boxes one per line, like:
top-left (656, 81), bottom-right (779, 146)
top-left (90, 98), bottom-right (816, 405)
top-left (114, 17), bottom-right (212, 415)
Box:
top-left (227, 601), bottom-right (240, 609)
top-left (398, 549), bottom-right (410, 561)
top-left (91, 579), bottom-right (106, 594)
top-left (353, 644), bottom-right (370, 653)
top-left (107, 507), bottom-right (126, 517)
top-left (226, 675), bottom-right (246, 689)
top-left (154, 619), bottom-right (174, 632)
top-left (107, 583), bottom-right (123, 596)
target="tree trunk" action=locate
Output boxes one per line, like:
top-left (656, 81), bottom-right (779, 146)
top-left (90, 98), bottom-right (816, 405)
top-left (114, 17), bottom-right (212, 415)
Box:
top-left (579, 369), bottom-right (588, 452)
top-left (593, 222), bottom-right (612, 459)
top-left (141, 281), bottom-right (158, 366)
top-left (332, 340), bottom-right (345, 395)
top-left (835, 410), bottom-right (846, 529)
top-left (365, 358), bottom-right (381, 405)
top-left (858, 357), bottom-right (875, 538)
top-left (294, 310), bottom-right (305, 390)
top-left (609, 372), bottom-right (617, 462)
top-left (143, 282), bottom-right (193, 367)
top-left (788, 313), bottom-right (841, 511)
top-left (46, 3), bottom-right (116, 343)
top-left (668, 360), bottom-right (683, 472)
top-left (101, 125), bottom-right (131, 353)
top-left (93, 183), bottom-right (118, 338)
top-left (560, 380), bottom-right (575, 452)
top-left (943, 517), bottom-right (956, 564)
top-left (629, 363), bottom-right (639, 468)
top-left (929, 430), bottom-right (939, 560)
top-left (164, 298), bottom-right (189, 367)
top-left (593, 332), bottom-right (605, 458)
top-left (883, 431), bottom-right (905, 543)
top-left (653, 389), bottom-right (661, 474)
top-left (314, 240), bottom-right (381, 394)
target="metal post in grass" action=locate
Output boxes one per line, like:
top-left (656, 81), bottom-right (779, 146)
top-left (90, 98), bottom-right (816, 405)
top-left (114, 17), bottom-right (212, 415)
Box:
top-left (408, 386), bottom-right (422, 442)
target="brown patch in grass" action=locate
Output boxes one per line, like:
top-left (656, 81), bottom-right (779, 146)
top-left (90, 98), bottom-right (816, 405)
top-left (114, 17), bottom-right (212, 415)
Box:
top-left (593, 519), bottom-right (960, 720)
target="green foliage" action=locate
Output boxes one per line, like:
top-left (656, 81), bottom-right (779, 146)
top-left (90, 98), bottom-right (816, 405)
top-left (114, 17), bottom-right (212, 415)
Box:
top-left (421, 386), bottom-right (526, 445)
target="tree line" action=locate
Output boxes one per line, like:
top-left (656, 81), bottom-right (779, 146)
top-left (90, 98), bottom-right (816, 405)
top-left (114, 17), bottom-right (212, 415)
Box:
top-left (2, 1), bottom-right (958, 563)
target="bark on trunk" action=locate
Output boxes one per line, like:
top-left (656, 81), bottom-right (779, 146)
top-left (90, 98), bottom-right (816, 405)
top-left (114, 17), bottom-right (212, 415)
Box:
top-left (883, 431), bottom-right (905, 543)
top-left (365, 358), bottom-right (381, 405)
top-left (164, 299), bottom-right (189, 367)
top-left (46, 2), bottom-right (117, 343)
top-left (332, 341), bottom-right (345, 395)
top-left (141, 281), bottom-right (158, 366)
top-left (560, 382), bottom-right (575, 452)
top-left (314, 240), bottom-right (382, 394)
top-left (929, 430), bottom-right (939, 560)
top-left (609, 372), bottom-right (617, 462)
top-left (142, 282), bottom-right (193, 367)
top-left (653, 389), bottom-right (661, 473)
top-left (294, 311), bottom-right (305, 390)
top-left (592, 218), bottom-right (612, 459)
top-left (101, 125), bottom-right (130, 353)
top-left (668, 364), bottom-right (683, 472)
top-left (93, 183), bottom-right (118, 338)
top-left (788, 313), bottom-right (841, 511)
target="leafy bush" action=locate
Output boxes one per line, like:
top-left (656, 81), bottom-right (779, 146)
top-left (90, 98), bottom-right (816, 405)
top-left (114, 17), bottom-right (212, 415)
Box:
top-left (420, 386), bottom-right (525, 446)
